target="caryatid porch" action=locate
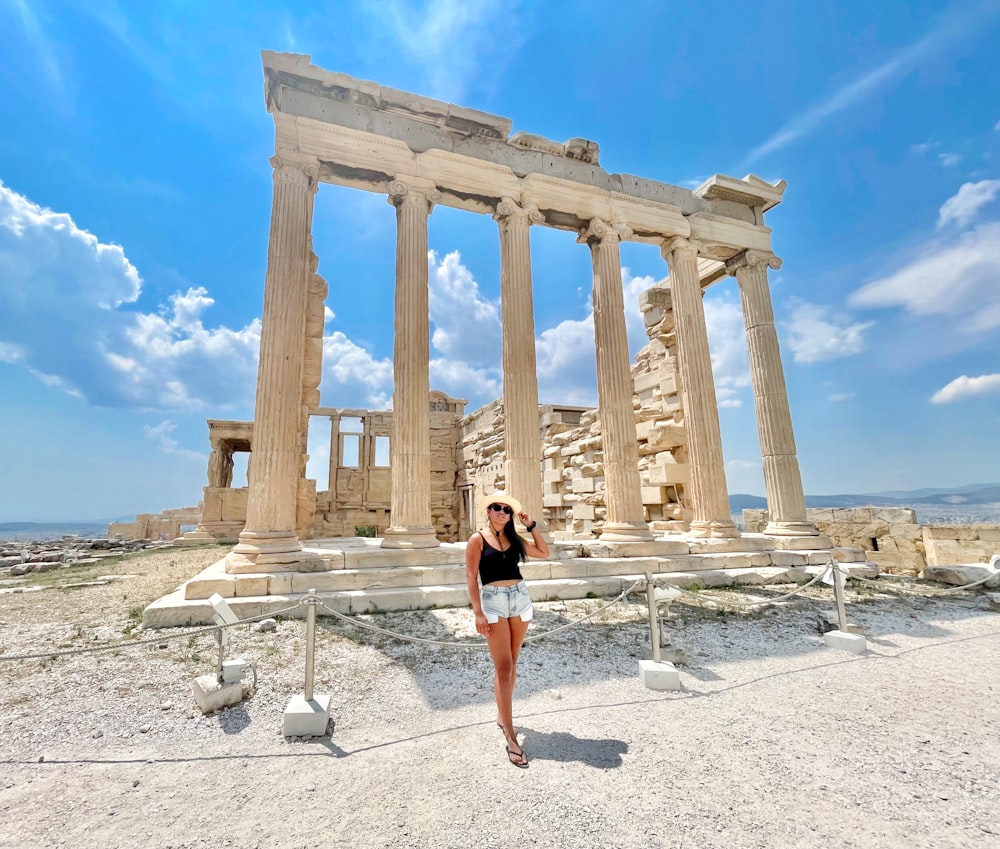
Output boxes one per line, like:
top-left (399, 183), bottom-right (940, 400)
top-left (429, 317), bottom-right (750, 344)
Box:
top-left (226, 51), bottom-right (820, 574)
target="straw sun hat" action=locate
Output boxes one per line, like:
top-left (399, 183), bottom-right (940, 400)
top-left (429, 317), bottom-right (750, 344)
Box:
top-left (482, 490), bottom-right (522, 516)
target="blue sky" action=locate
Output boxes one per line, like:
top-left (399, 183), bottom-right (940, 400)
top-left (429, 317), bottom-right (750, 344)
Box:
top-left (2, 0), bottom-right (999, 522)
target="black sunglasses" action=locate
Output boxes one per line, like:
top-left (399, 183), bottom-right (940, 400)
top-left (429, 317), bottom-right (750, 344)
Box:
top-left (488, 503), bottom-right (513, 514)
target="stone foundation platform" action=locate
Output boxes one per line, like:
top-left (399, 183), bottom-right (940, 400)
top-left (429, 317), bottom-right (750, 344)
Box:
top-left (142, 532), bottom-right (874, 628)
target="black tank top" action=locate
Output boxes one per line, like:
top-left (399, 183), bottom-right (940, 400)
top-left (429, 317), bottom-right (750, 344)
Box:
top-left (478, 533), bottom-right (523, 585)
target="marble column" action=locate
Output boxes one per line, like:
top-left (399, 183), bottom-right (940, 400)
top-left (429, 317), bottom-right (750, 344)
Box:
top-left (580, 219), bottom-right (652, 541)
top-left (227, 153), bottom-right (324, 572)
top-left (381, 178), bottom-right (440, 549)
top-left (494, 197), bottom-right (546, 532)
top-left (726, 250), bottom-right (818, 536)
top-left (661, 237), bottom-right (739, 538)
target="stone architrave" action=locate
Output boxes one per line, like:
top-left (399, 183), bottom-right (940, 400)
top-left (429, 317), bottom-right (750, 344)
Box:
top-left (494, 197), bottom-right (547, 532)
top-left (661, 237), bottom-right (739, 539)
top-left (726, 249), bottom-right (817, 536)
top-left (227, 154), bottom-right (325, 573)
top-left (381, 177), bottom-right (441, 549)
top-left (580, 218), bottom-right (652, 541)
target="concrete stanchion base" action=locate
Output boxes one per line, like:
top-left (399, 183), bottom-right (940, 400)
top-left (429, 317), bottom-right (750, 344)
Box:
top-left (192, 675), bottom-right (243, 714)
top-left (824, 630), bottom-right (867, 655)
top-left (638, 659), bottom-right (681, 691)
top-left (283, 693), bottom-right (332, 737)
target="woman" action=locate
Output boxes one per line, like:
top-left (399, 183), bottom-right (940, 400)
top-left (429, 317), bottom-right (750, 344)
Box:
top-left (465, 490), bottom-right (549, 768)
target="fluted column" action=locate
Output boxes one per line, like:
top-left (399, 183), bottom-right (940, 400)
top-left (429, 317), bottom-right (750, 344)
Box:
top-left (494, 198), bottom-right (546, 533)
top-left (579, 219), bottom-right (652, 541)
top-left (381, 177), bottom-right (440, 549)
top-left (726, 250), bottom-right (818, 536)
top-left (661, 237), bottom-right (739, 538)
top-left (227, 153), bottom-right (323, 572)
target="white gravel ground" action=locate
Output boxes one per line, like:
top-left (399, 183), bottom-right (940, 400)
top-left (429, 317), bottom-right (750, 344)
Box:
top-left (1, 546), bottom-right (999, 849)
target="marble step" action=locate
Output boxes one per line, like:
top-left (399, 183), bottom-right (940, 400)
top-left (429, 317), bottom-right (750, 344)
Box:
top-left (143, 561), bottom-right (877, 628)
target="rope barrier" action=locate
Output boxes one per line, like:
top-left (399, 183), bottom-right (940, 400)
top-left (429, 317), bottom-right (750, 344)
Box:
top-left (671, 566), bottom-right (833, 610)
top-left (843, 568), bottom-right (997, 596)
top-left (0, 601), bottom-right (305, 663)
top-left (315, 580), bottom-right (644, 649)
top-left (1, 562), bottom-right (992, 665)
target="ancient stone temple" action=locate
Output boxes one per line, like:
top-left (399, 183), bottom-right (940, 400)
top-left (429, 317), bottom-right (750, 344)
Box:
top-left (144, 51), bottom-right (851, 627)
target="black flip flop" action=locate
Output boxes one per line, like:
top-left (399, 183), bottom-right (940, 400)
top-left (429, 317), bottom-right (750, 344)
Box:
top-left (505, 742), bottom-right (528, 768)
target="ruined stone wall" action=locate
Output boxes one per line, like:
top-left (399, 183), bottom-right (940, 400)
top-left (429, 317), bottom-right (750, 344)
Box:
top-left (109, 506), bottom-right (201, 541)
top-left (742, 506), bottom-right (1000, 574)
top-left (457, 283), bottom-right (692, 537)
top-left (311, 397), bottom-right (465, 541)
top-left (922, 524), bottom-right (1000, 568)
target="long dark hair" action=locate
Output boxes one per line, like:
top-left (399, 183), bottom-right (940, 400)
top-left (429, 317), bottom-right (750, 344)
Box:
top-left (501, 516), bottom-right (526, 562)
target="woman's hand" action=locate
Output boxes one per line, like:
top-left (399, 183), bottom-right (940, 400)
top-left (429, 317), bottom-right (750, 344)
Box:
top-left (518, 511), bottom-right (534, 528)
top-left (474, 610), bottom-right (490, 635)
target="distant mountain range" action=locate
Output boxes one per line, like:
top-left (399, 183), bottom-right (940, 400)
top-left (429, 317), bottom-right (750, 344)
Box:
top-left (730, 482), bottom-right (1000, 512)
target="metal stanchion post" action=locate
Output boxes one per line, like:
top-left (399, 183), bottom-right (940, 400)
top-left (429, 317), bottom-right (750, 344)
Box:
top-left (833, 564), bottom-right (849, 633)
top-left (638, 571), bottom-right (680, 689)
top-left (823, 560), bottom-right (868, 655)
top-left (283, 587), bottom-right (332, 737)
top-left (645, 571), bottom-right (661, 663)
top-left (304, 588), bottom-right (317, 702)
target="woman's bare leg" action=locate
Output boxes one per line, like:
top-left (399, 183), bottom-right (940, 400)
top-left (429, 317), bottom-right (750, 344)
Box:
top-left (486, 616), bottom-right (529, 762)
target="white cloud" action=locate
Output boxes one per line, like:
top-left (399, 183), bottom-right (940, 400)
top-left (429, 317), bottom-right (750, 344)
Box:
top-left (743, 5), bottom-right (996, 164)
top-left (930, 374), bottom-right (1000, 403)
top-left (911, 141), bottom-right (940, 154)
top-left (8, 0), bottom-right (64, 94)
top-left (704, 296), bottom-right (751, 405)
top-left (936, 179), bottom-right (1000, 229)
top-left (828, 392), bottom-right (855, 402)
top-left (144, 420), bottom-right (204, 460)
top-left (0, 181), bottom-right (260, 410)
top-left (783, 300), bottom-right (872, 363)
top-left (365, 0), bottom-right (526, 102)
top-left (849, 220), bottom-right (1000, 333)
top-left (320, 330), bottom-right (394, 409)
top-left (938, 152), bottom-right (963, 167)
top-left (428, 249), bottom-right (502, 363)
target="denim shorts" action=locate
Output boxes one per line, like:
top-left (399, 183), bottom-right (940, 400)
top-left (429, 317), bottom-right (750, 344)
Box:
top-left (481, 581), bottom-right (533, 624)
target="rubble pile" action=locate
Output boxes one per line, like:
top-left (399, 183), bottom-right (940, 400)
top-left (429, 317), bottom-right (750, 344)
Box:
top-left (0, 537), bottom-right (171, 577)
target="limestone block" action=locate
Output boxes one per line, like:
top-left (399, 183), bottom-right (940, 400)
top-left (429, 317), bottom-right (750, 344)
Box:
top-left (185, 579), bottom-right (236, 600)
top-left (573, 477), bottom-right (596, 494)
top-left (874, 508), bottom-right (918, 524)
top-left (572, 503), bottom-right (596, 520)
top-left (768, 550), bottom-right (809, 567)
top-left (823, 630), bottom-right (867, 655)
top-left (647, 463), bottom-right (689, 486)
top-left (282, 693), bottom-right (331, 738)
top-left (638, 660), bottom-right (681, 691)
top-left (234, 576), bottom-right (270, 597)
top-left (641, 486), bottom-right (666, 505)
top-left (269, 574), bottom-right (295, 594)
top-left (543, 494), bottom-right (565, 508)
top-left (923, 564), bottom-right (999, 588)
top-left (192, 675), bottom-right (244, 714)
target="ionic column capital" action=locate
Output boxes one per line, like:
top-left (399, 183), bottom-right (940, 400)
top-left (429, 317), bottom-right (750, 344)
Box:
top-left (388, 177), bottom-right (441, 211)
top-left (578, 217), bottom-right (631, 245)
top-left (494, 197), bottom-right (544, 226)
top-left (269, 153), bottom-right (320, 190)
top-left (725, 249), bottom-right (782, 276)
top-left (660, 235), bottom-right (698, 261)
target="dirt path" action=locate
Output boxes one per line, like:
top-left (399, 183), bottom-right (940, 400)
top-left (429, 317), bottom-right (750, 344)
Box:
top-left (1, 547), bottom-right (998, 848)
